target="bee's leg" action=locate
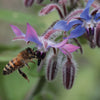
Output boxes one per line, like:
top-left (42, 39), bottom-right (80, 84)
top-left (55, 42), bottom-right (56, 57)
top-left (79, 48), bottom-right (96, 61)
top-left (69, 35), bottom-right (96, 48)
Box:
top-left (30, 61), bottom-right (35, 64)
top-left (25, 63), bottom-right (30, 69)
top-left (18, 69), bottom-right (29, 82)
top-left (38, 59), bottom-right (41, 66)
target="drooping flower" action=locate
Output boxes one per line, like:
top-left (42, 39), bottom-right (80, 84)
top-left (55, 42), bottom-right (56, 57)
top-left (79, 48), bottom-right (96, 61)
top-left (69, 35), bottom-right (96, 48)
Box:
top-left (53, 0), bottom-right (100, 39)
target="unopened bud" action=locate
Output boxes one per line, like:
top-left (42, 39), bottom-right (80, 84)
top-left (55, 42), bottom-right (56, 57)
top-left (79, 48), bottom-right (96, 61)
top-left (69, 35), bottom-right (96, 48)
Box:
top-left (89, 41), bottom-right (96, 48)
top-left (59, 0), bottom-right (67, 5)
top-left (96, 23), bottom-right (100, 47)
top-left (86, 27), bottom-right (94, 35)
top-left (39, 4), bottom-right (64, 18)
top-left (36, 0), bottom-right (44, 4)
top-left (63, 58), bottom-right (75, 89)
top-left (91, 9), bottom-right (98, 16)
top-left (24, 0), bottom-right (34, 7)
top-left (46, 55), bottom-right (58, 81)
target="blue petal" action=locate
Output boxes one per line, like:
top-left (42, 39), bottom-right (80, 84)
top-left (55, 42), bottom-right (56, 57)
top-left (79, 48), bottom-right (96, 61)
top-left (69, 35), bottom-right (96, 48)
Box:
top-left (94, 13), bottom-right (100, 22)
top-left (85, 0), bottom-right (94, 9)
top-left (25, 23), bottom-right (43, 47)
top-left (80, 0), bottom-right (94, 20)
top-left (53, 20), bottom-right (68, 31)
top-left (80, 8), bottom-right (91, 20)
top-left (10, 25), bottom-right (25, 36)
top-left (68, 25), bottom-right (86, 39)
top-left (67, 20), bottom-right (82, 30)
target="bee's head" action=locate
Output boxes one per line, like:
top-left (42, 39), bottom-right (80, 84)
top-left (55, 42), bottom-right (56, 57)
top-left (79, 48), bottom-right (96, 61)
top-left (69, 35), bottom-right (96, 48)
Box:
top-left (32, 47), bottom-right (41, 59)
top-left (35, 50), bottom-right (41, 59)
top-left (26, 47), bottom-right (34, 57)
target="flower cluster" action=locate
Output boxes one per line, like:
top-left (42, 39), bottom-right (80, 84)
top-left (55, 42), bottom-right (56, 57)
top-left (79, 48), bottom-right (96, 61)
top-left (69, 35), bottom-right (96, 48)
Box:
top-left (10, 0), bottom-right (100, 90)
top-left (53, 0), bottom-right (100, 48)
top-left (11, 23), bottom-right (79, 89)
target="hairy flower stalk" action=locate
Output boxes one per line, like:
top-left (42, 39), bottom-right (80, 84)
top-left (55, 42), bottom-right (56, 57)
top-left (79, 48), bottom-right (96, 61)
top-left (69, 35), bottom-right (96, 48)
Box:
top-left (59, 0), bottom-right (67, 17)
top-left (63, 57), bottom-right (76, 89)
top-left (73, 38), bottom-right (83, 54)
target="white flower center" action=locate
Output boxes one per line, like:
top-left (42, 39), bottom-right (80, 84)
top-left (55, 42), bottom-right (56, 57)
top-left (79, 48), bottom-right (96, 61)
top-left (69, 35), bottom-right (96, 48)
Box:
top-left (82, 18), bottom-right (96, 29)
top-left (38, 37), bottom-right (55, 51)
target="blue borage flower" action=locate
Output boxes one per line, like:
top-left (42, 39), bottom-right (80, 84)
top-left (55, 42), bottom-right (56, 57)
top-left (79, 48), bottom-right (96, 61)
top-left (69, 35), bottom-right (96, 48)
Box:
top-left (53, 0), bottom-right (100, 39)
top-left (10, 23), bottom-right (79, 56)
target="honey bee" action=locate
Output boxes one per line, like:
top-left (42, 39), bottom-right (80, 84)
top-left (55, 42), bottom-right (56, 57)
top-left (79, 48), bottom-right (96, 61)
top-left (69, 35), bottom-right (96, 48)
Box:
top-left (3, 47), bottom-right (46, 82)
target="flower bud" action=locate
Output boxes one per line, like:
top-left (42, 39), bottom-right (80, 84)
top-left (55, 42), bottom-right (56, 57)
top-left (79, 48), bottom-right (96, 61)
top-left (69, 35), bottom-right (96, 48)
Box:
top-left (50, 0), bottom-right (59, 2)
top-left (46, 55), bottom-right (58, 81)
top-left (24, 0), bottom-right (34, 7)
top-left (39, 4), bottom-right (64, 18)
top-left (59, 0), bottom-right (67, 5)
top-left (39, 4), bottom-right (58, 16)
top-left (96, 23), bottom-right (100, 47)
top-left (36, 0), bottom-right (44, 4)
top-left (91, 9), bottom-right (98, 16)
top-left (63, 58), bottom-right (75, 89)
top-left (89, 41), bottom-right (96, 48)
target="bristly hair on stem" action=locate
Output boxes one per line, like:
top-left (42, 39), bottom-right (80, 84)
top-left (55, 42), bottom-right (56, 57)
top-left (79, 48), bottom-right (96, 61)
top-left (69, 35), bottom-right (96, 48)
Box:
top-left (24, 76), bottom-right (46, 100)
top-left (39, 4), bottom-right (64, 19)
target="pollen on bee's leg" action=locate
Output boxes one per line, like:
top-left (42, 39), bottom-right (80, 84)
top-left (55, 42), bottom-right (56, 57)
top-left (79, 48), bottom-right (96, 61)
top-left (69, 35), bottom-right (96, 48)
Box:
top-left (18, 69), bottom-right (30, 82)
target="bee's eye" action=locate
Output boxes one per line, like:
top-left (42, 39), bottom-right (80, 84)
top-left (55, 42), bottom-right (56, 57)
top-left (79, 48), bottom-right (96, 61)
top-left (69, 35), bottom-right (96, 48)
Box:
top-left (41, 52), bottom-right (46, 59)
top-left (36, 51), bottom-right (41, 58)
top-left (26, 47), bottom-right (32, 54)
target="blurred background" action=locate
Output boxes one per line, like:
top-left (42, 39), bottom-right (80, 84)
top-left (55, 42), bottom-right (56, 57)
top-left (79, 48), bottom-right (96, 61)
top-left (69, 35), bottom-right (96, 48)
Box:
top-left (0, 0), bottom-right (100, 100)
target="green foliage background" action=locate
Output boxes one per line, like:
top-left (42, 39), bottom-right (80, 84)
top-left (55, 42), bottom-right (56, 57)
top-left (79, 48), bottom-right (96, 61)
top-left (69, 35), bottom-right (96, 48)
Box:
top-left (0, 0), bottom-right (100, 100)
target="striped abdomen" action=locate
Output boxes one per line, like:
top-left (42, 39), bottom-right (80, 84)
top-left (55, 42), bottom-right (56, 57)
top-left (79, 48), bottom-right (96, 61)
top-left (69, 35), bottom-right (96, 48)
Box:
top-left (3, 57), bottom-right (24, 75)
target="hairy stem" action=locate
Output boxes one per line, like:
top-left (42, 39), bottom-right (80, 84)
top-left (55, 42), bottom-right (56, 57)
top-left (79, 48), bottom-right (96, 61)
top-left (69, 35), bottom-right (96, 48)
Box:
top-left (25, 76), bottom-right (46, 100)
top-left (62, 3), bottom-right (67, 17)
top-left (73, 38), bottom-right (83, 54)
top-left (56, 6), bottom-right (64, 19)
top-left (43, 20), bottom-right (58, 36)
